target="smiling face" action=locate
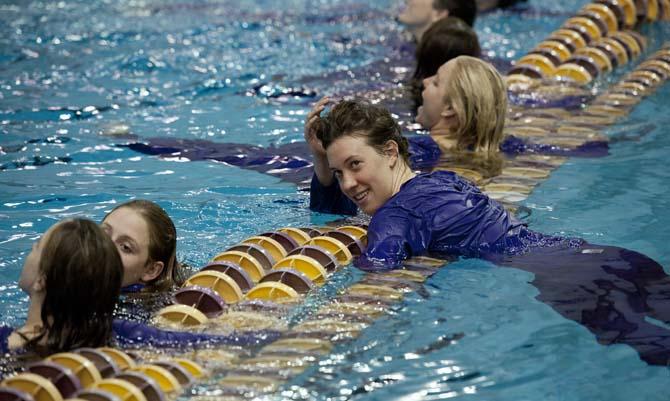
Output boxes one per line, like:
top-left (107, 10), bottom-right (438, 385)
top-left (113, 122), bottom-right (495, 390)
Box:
top-left (326, 134), bottom-right (399, 215)
top-left (102, 206), bottom-right (161, 287)
top-left (417, 60), bottom-right (459, 131)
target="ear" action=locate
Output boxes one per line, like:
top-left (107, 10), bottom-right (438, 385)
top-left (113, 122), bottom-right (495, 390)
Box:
top-left (383, 140), bottom-right (400, 167)
top-left (141, 261), bottom-right (164, 283)
top-left (432, 8), bottom-right (449, 21)
top-left (441, 105), bottom-right (457, 119)
top-left (34, 276), bottom-right (46, 293)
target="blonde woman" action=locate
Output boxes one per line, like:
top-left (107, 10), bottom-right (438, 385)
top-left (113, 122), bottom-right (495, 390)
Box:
top-left (417, 55), bottom-right (506, 154)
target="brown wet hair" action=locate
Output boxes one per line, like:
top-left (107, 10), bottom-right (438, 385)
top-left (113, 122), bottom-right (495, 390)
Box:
top-left (315, 100), bottom-right (411, 166)
top-left (24, 219), bottom-right (122, 355)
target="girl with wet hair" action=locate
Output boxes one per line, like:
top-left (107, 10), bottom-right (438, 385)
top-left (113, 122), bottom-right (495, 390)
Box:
top-left (102, 199), bottom-right (186, 292)
top-left (0, 218), bottom-right (279, 358)
top-left (411, 17), bottom-right (481, 109)
top-left (2, 219), bottom-right (122, 355)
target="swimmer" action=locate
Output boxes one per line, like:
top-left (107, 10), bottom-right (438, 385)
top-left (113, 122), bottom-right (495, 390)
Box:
top-left (102, 199), bottom-right (186, 292)
top-left (398, 0), bottom-right (477, 41)
top-left (2, 219), bottom-right (122, 355)
top-left (410, 17), bottom-right (481, 108)
top-left (0, 218), bottom-right (278, 358)
top-left (417, 55), bottom-right (506, 153)
top-left (414, 56), bottom-right (607, 165)
top-left (305, 98), bottom-right (670, 366)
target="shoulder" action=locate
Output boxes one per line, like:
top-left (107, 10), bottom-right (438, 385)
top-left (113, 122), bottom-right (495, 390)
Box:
top-left (404, 171), bottom-right (474, 192)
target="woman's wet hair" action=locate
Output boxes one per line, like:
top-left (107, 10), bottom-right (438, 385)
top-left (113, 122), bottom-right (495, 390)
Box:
top-left (315, 100), bottom-right (411, 166)
top-left (107, 200), bottom-right (185, 291)
top-left (412, 16), bottom-right (481, 107)
top-left (23, 219), bottom-right (122, 355)
top-left (414, 17), bottom-right (481, 81)
top-left (434, 0), bottom-right (477, 26)
top-left (443, 56), bottom-right (507, 153)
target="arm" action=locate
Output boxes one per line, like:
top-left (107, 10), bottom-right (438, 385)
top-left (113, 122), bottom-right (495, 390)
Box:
top-left (309, 173), bottom-right (357, 215)
top-left (304, 97), bottom-right (333, 186)
top-left (355, 207), bottom-right (430, 271)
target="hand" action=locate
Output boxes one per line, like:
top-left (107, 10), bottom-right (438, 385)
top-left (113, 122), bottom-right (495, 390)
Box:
top-left (304, 97), bottom-right (331, 157)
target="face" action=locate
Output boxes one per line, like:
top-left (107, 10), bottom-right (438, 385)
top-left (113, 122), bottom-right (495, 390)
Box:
top-left (397, 0), bottom-right (435, 27)
top-left (327, 135), bottom-right (398, 215)
top-left (102, 207), bottom-right (154, 287)
top-left (20, 223), bottom-right (58, 294)
top-left (417, 61), bottom-right (458, 130)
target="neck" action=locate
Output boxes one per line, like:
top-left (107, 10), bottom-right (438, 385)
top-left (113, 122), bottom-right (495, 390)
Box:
top-left (429, 124), bottom-right (459, 153)
top-left (392, 161), bottom-right (417, 195)
top-left (22, 292), bottom-right (44, 333)
top-left (410, 23), bottom-right (431, 42)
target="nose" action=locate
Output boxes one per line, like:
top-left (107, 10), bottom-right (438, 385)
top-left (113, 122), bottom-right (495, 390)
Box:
top-left (339, 171), bottom-right (357, 193)
top-left (422, 76), bottom-right (431, 87)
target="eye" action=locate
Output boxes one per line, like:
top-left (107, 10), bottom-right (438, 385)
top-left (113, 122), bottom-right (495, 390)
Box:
top-left (333, 170), bottom-right (343, 179)
top-left (350, 160), bottom-right (361, 169)
top-left (119, 243), bottom-right (133, 254)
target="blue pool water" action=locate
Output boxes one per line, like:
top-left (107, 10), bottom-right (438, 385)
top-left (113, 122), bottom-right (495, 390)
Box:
top-left (1, 0), bottom-right (670, 399)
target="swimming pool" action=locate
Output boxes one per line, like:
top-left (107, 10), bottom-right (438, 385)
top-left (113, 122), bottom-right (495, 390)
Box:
top-left (1, 0), bottom-right (669, 399)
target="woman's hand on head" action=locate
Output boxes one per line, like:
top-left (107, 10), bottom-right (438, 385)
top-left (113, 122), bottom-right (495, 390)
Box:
top-left (305, 97), bottom-right (335, 186)
top-left (304, 97), bottom-right (330, 158)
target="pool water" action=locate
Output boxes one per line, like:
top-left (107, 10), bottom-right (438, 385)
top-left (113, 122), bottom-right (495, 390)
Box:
top-left (1, 0), bottom-right (670, 399)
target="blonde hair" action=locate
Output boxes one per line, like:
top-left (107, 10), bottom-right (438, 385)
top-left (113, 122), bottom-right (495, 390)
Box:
top-left (443, 56), bottom-right (507, 153)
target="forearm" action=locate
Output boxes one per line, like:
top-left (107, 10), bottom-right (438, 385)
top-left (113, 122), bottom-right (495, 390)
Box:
top-left (312, 153), bottom-right (333, 186)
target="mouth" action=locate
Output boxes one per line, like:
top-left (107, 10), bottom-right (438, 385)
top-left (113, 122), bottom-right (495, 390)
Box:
top-left (352, 189), bottom-right (369, 203)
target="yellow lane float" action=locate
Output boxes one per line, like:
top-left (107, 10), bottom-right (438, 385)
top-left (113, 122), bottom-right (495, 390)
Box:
top-left (45, 353), bottom-right (101, 389)
top-left (184, 270), bottom-right (244, 303)
top-left (1, 374), bottom-right (63, 401)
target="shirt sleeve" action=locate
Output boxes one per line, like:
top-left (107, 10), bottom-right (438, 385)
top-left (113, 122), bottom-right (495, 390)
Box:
top-left (355, 206), bottom-right (430, 271)
top-left (309, 173), bottom-right (357, 215)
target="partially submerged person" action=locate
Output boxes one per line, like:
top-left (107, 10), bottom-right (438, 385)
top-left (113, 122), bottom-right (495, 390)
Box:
top-left (398, 0), bottom-right (477, 41)
top-left (304, 98), bottom-right (670, 366)
top-left (102, 199), bottom-right (186, 292)
top-left (413, 56), bottom-right (608, 168)
top-left (1, 218), bottom-right (278, 359)
top-left (101, 199), bottom-right (188, 322)
top-left (411, 16), bottom-right (481, 109)
top-left (2, 219), bottom-right (122, 355)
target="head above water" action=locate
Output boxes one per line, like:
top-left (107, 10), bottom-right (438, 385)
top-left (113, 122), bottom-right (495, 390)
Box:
top-left (102, 199), bottom-right (184, 292)
top-left (417, 55), bottom-right (507, 153)
top-left (411, 16), bottom-right (481, 109)
top-left (19, 218), bottom-right (122, 354)
top-left (414, 17), bottom-right (481, 82)
top-left (315, 100), bottom-right (414, 215)
top-left (398, 0), bottom-right (477, 40)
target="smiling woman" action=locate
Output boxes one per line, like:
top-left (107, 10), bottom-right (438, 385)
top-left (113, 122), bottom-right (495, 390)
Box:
top-left (305, 98), bottom-right (670, 365)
